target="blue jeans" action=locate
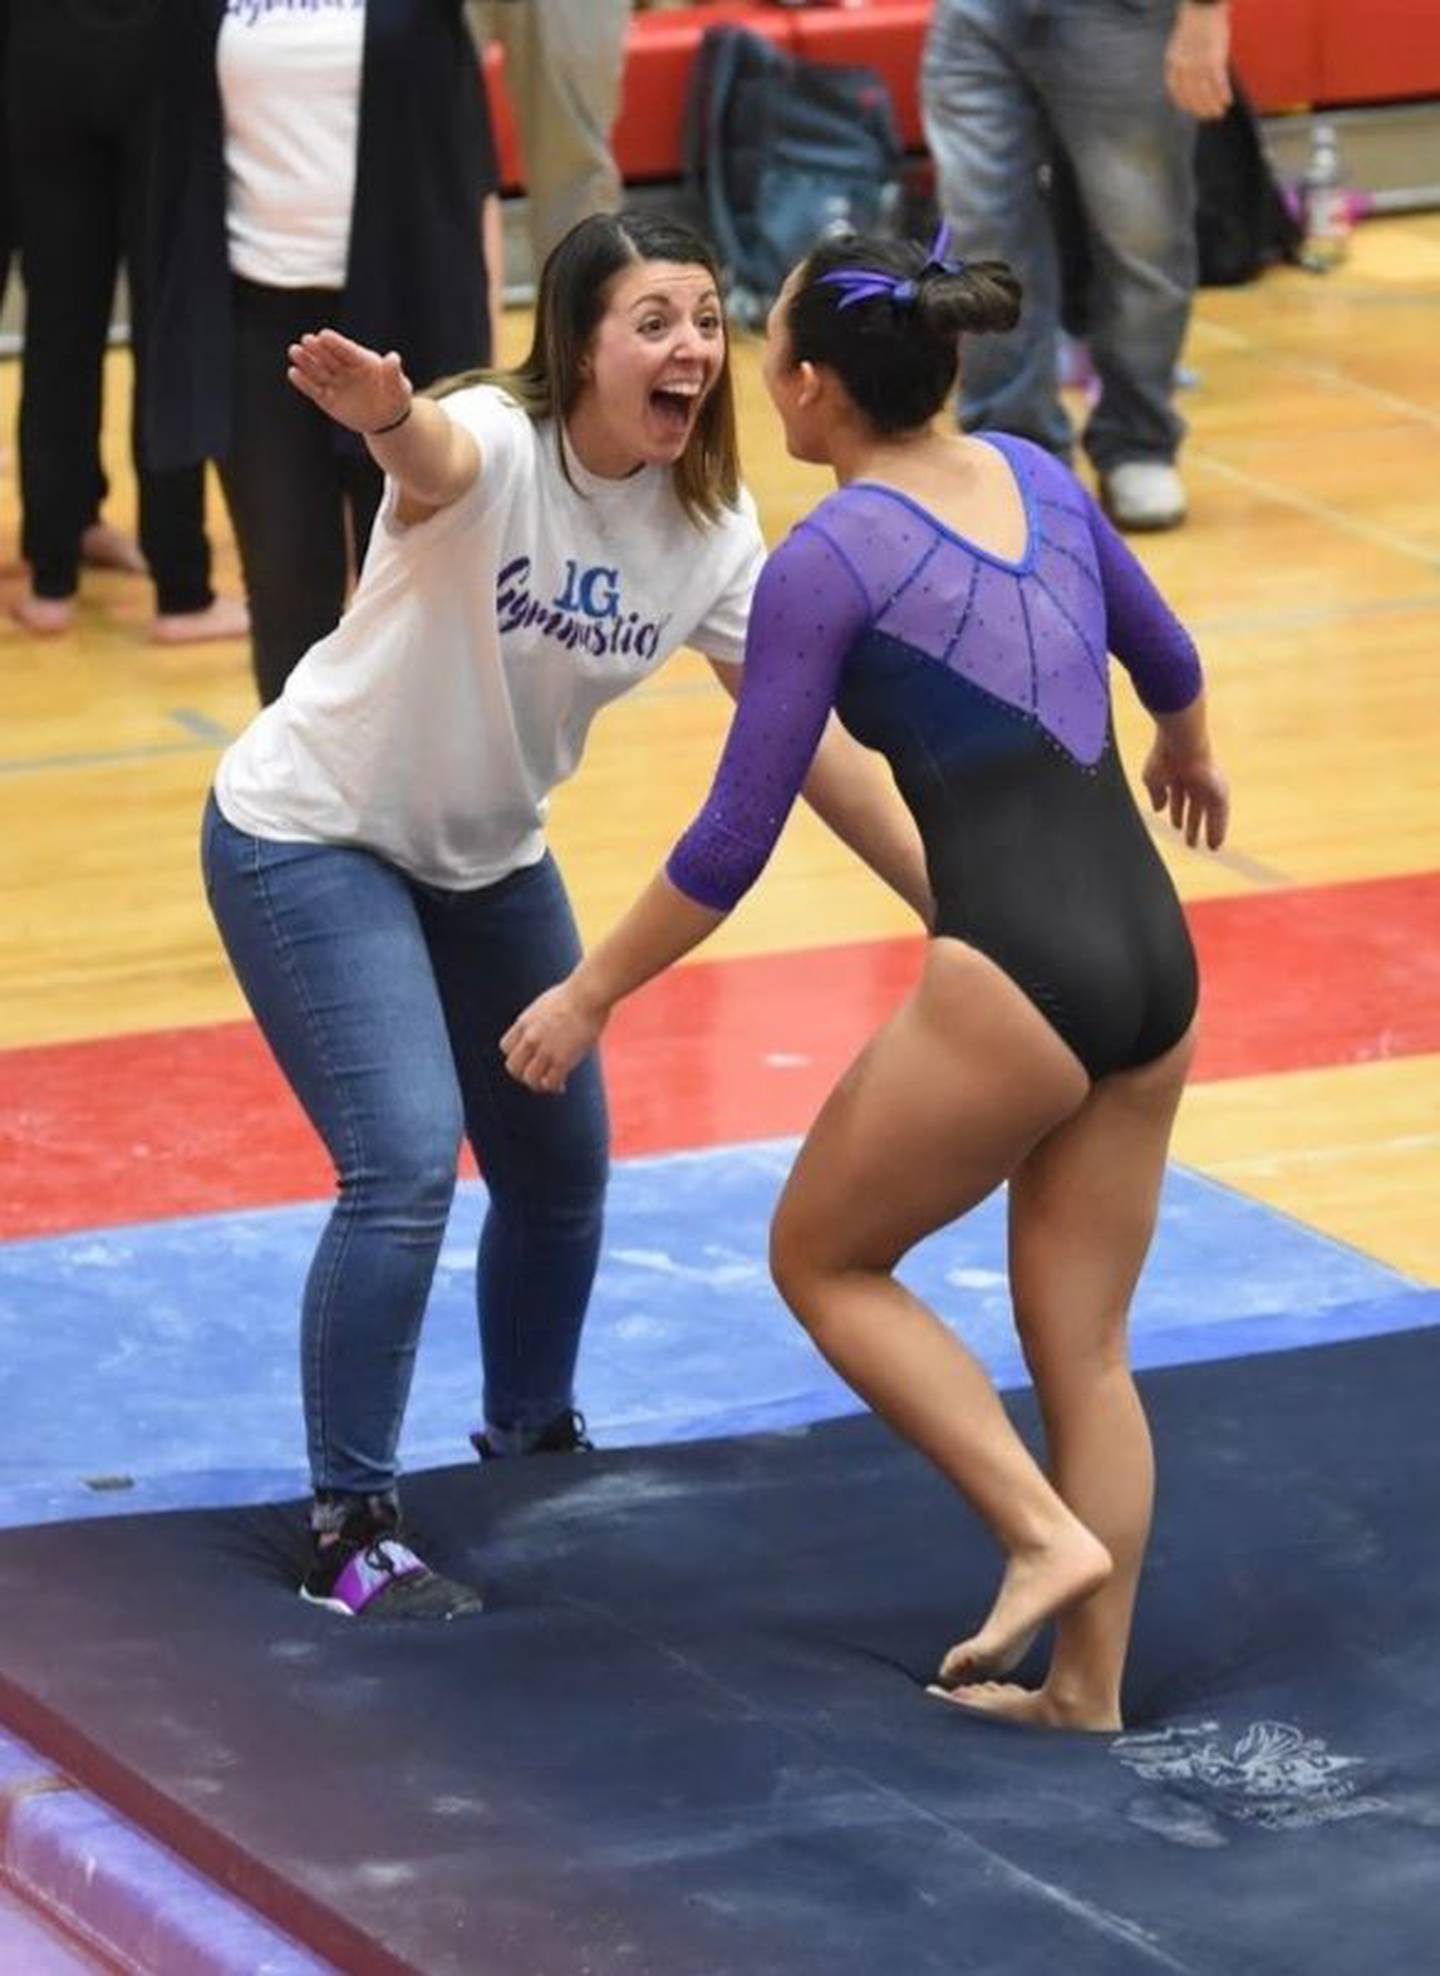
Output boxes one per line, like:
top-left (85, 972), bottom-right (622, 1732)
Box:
top-left (922, 0), bottom-right (1196, 471)
top-left (201, 796), bottom-right (609, 1499)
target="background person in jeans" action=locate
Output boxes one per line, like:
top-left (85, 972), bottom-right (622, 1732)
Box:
top-left (200, 213), bottom-right (931, 1622)
top-left (922, 0), bottom-right (1232, 531)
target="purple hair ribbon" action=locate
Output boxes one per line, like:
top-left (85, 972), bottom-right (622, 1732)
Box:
top-left (818, 220), bottom-right (967, 311)
top-left (923, 220), bottom-right (959, 275)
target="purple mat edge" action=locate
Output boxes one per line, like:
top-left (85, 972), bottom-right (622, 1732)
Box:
top-left (0, 1724), bottom-right (333, 1976)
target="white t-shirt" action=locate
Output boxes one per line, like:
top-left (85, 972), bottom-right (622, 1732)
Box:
top-left (217, 0), bottom-right (367, 288)
top-left (215, 386), bottom-right (767, 888)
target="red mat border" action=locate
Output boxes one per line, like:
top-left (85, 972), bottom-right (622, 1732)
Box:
top-left (3, 870), bottom-right (1436, 1240)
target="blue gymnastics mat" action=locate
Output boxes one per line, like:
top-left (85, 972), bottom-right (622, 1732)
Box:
top-left (0, 1326), bottom-right (1437, 1976)
top-left (0, 1144), bottom-right (1432, 1530)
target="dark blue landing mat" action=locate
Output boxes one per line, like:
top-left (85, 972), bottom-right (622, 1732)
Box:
top-left (2, 1331), bottom-right (1438, 1976)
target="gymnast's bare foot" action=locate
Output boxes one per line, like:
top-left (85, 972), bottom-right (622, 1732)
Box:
top-left (926, 1680), bottom-right (1122, 1734)
top-left (80, 521), bottom-right (148, 574)
top-left (10, 589), bottom-right (73, 635)
top-left (150, 595), bottom-right (250, 644)
top-left (935, 1525), bottom-right (1110, 1689)
top-left (992, 1624), bottom-right (1040, 1676)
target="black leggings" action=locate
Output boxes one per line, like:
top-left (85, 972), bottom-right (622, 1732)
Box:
top-left (219, 278), bottom-right (384, 706)
top-left (6, 0), bottom-right (212, 612)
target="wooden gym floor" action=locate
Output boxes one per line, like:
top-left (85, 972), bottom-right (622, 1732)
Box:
top-left (0, 213), bottom-right (1436, 1282)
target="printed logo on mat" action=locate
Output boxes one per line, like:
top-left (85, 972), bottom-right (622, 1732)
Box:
top-left (1112, 1720), bottom-right (1389, 1835)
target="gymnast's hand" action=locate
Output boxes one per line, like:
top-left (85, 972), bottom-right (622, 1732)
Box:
top-left (1142, 740), bottom-right (1231, 851)
top-left (502, 980), bottom-right (610, 1095)
top-left (286, 329), bottom-right (413, 436)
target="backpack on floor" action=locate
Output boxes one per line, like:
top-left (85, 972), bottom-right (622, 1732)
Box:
top-left (684, 23), bottom-right (904, 328)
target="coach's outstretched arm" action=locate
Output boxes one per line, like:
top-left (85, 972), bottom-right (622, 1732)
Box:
top-left (287, 329), bottom-right (480, 515)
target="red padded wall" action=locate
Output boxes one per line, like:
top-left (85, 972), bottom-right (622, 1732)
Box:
top-left (1318, 0), bottom-right (1440, 103)
top-left (1231, 0), bottom-right (1322, 111)
top-left (483, 2), bottom-right (1440, 196)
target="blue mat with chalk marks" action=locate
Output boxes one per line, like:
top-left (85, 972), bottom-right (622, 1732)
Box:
top-left (0, 1143), bottom-right (1432, 1529)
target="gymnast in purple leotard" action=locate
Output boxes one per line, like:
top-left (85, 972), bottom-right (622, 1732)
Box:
top-left (503, 228), bottom-right (1231, 1731)
top-left (665, 431), bottom-right (1203, 1079)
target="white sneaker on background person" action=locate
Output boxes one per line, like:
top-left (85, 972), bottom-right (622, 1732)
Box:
top-left (1102, 461), bottom-right (1187, 532)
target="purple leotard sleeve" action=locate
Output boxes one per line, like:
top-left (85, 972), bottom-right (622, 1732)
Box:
top-left (1080, 489), bottom-right (1202, 715)
top-left (666, 523), bottom-right (871, 910)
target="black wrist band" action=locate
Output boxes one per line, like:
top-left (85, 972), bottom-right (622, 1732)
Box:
top-left (368, 402), bottom-right (413, 436)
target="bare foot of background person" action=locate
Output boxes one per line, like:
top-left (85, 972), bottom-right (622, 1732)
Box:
top-left (150, 595), bottom-right (249, 644)
top-left (926, 1679), bottom-right (1122, 1733)
top-left (80, 521), bottom-right (149, 574)
top-left (10, 589), bottom-right (74, 635)
top-left (935, 1524), bottom-right (1110, 1687)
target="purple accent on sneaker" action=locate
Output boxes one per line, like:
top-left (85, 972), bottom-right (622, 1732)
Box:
top-left (331, 1540), bottom-right (427, 1615)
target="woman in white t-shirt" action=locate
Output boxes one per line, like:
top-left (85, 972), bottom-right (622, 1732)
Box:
top-left (144, 0), bottom-right (501, 705)
top-left (200, 212), bottom-right (932, 1620)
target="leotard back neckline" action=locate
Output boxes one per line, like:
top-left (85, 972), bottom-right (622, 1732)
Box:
top-left (845, 434), bottom-right (1037, 577)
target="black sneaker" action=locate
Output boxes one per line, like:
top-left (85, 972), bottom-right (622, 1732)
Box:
top-left (300, 1499), bottom-right (483, 1621)
top-left (470, 1408), bottom-right (594, 1462)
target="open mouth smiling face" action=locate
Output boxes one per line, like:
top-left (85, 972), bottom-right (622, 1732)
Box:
top-left (574, 260), bottom-right (726, 474)
top-left (647, 372), bottom-right (707, 442)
